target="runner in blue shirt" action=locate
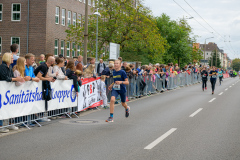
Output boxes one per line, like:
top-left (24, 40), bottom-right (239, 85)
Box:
top-left (209, 66), bottom-right (218, 94)
top-left (218, 68), bottom-right (223, 86)
top-left (106, 60), bottom-right (130, 122)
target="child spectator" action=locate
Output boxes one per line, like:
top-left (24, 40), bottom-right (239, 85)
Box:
top-left (52, 57), bottom-right (68, 80)
top-left (66, 60), bottom-right (79, 96)
top-left (100, 75), bottom-right (109, 109)
top-left (39, 54), bottom-right (45, 65)
top-left (13, 57), bottom-right (31, 86)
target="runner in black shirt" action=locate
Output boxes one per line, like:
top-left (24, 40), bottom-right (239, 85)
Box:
top-left (209, 66), bottom-right (218, 94)
top-left (201, 67), bottom-right (208, 91)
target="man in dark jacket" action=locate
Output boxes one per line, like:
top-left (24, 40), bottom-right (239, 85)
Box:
top-left (97, 59), bottom-right (106, 76)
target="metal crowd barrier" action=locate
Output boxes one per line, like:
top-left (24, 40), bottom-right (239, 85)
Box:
top-left (0, 72), bottom-right (203, 132)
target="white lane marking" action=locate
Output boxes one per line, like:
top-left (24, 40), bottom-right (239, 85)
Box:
top-left (233, 84), bottom-right (235, 85)
top-left (225, 88), bottom-right (228, 91)
top-left (144, 128), bottom-right (177, 150)
top-left (230, 86), bottom-right (232, 88)
top-left (189, 108), bottom-right (203, 117)
top-left (219, 92), bottom-right (223, 95)
top-left (209, 98), bottom-right (216, 103)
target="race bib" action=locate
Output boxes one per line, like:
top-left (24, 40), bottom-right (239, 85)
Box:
top-left (212, 75), bottom-right (217, 78)
top-left (202, 75), bottom-right (206, 78)
top-left (113, 84), bottom-right (120, 90)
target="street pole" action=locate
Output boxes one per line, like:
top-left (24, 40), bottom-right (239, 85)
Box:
top-left (95, 8), bottom-right (99, 62)
top-left (83, 0), bottom-right (88, 65)
top-left (204, 39), bottom-right (206, 66)
top-left (216, 45), bottom-right (217, 67)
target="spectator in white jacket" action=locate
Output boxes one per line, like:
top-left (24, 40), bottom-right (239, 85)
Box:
top-left (50, 57), bottom-right (68, 80)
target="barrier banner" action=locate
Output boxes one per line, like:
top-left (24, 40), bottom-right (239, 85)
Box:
top-left (78, 77), bottom-right (103, 111)
top-left (48, 80), bottom-right (78, 111)
top-left (0, 81), bottom-right (45, 120)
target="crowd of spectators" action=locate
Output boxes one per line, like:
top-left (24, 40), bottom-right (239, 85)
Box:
top-left (0, 44), bottom-right (230, 133)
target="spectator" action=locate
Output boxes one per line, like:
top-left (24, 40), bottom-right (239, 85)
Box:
top-left (97, 59), bottom-right (106, 76)
top-left (100, 75), bottom-right (109, 109)
top-left (45, 53), bottom-right (54, 62)
top-left (129, 64), bottom-right (135, 71)
top-left (39, 54), bottom-right (45, 65)
top-left (25, 53), bottom-right (40, 82)
top-left (102, 63), bottom-right (114, 78)
top-left (86, 58), bottom-right (96, 75)
top-left (58, 54), bottom-right (66, 74)
top-left (34, 56), bottom-right (56, 122)
top-left (118, 57), bottom-right (123, 63)
top-left (10, 44), bottom-right (19, 68)
top-left (0, 53), bottom-right (24, 82)
top-left (0, 53), bottom-right (24, 133)
top-left (13, 57), bottom-right (31, 86)
top-left (121, 62), bottom-right (127, 71)
top-left (66, 60), bottom-right (79, 96)
top-left (53, 57), bottom-right (68, 80)
top-left (76, 55), bottom-right (84, 72)
top-left (83, 64), bottom-right (95, 78)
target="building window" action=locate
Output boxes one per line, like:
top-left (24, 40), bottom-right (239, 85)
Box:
top-left (67, 41), bottom-right (70, 57)
top-left (55, 7), bottom-right (59, 24)
top-left (54, 39), bottom-right (58, 56)
top-left (73, 12), bottom-right (76, 27)
top-left (93, 0), bottom-right (95, 7)
top-left (0, 37), bottom-right (2, 54)
top-left (72, 42), bottom-right (75, 57)
top-left (0, 4), bottom-right (2, 21)
top-left (62, 9), bottom-right (65, 26)
top-left (84, 0), bottom-right (86, 4)
top-left (61, 40), bottom-right (65, 56)
top-left (67, 11), bottom-right (71, 27)
top-left (79, 0), bottom-right (83, 2)
top-left (77, 13), bottom-right (82, 26)
top-left (88, 0), bottom-right (91, 6)
top-left (12, 4), bottom-right (21, 21)
top-left (11, 37), bottom-right (20, 54)
top-left (77, 45), bottom-right (80, 55)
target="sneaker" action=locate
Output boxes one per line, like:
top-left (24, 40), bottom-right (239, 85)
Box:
top-left (105, 117), bottom-right (114, 122)
top-left (0, 128), bottom-right (9, 133)
top-left (41, 117), bottom-right (51, 122)
top-left (104, 106), bottom-right (110, 109)
top-left (202, 88), bottom-right (204, 91)
top-left (212, 92), bottom-right (214, 95)
top-left (8, 125), bottom-right (19, 130)
top-left (205, 87), bottom-right (207, 90)
top-left (125, 106), bottom-right (130, 118)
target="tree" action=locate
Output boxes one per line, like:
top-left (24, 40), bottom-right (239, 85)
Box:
top-left (231, 58), bottom-right (240, 71)
top-left (155, 14), bottom-right (198, 67)
top-left (65, 0), bottom-right (167, 63)
top-left (208, 50), bottom-right (221, 68)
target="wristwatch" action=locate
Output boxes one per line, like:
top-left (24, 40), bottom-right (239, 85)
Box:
top-left (122, 81), bottom-right (123, 84)
top-left (30, 77), bottom-right (32, 81)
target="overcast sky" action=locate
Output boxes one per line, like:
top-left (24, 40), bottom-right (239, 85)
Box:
top-left (144, 0), bottom-right (240, 59)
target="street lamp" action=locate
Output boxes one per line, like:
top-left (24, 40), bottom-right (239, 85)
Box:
top-left (94, 8), bottom-right (101, 62)
top-left (204, 37), bottom-right (214, 66)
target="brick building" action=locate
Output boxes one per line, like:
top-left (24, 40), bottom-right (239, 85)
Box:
top-left (0, 0), bottom-right (94, 62)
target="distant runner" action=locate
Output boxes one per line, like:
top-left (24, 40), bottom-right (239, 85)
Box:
top-left (209, 66), bottom-right (218, 95)
top-left (106, 60), bottom-right (130, 123)
top-left (218, 68), bottom-right (223, 86)
top-left (201, 67), bottom-right (208, 91)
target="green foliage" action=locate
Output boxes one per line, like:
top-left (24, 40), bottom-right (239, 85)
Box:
top-left (231, 58), bottom-right (240, 71)
top-left (155, 14), bottom-right (200, 67)
top-left (208, 50), bottom-right (221, 68)
top-left (65, 0), bottom-right (167, 63)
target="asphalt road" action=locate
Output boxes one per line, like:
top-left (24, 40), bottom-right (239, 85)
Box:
top-left (0, 77), bottom-right (240, 160)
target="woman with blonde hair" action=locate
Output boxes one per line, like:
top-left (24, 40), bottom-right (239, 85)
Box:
top-left (0, 53), bottom-right (25, 132)
top-left (13, 57), bottom-right (31, 86)
top-left (83, 64), bottom-right (95, 78)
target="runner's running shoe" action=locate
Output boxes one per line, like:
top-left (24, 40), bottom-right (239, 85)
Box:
top-left (205, 87), bottom-right (207, 90)
top-left (125, 106), bottom-right (130, 118)
top-left (105, 117), bottom-right (114, 123)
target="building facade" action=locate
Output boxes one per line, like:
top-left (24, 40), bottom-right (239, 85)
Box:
top-left (0, 0), bottom-right (94, 62)
top-left (200, 42), bottom-right (224, 67)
